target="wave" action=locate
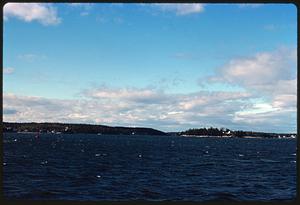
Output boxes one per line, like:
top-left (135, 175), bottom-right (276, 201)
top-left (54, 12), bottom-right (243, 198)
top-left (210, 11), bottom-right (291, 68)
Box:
top-left (260, 159), bottom-right (281, 163)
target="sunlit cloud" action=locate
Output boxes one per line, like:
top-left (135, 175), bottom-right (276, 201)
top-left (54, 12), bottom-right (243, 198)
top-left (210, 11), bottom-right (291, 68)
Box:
top-left (4, 3), bottom-right (61, 25)
top-left (205, 47), bottom-right (296, 91)
top-left (200, 47), bottom-right (296, 130)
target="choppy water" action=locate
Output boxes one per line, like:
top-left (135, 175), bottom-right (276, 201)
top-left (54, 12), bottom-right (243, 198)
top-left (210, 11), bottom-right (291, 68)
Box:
top-left (3, 133), bottom-right (297, 201)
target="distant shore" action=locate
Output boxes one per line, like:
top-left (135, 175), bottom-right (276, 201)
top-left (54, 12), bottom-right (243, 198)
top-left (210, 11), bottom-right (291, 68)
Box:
top-left (3, 122), bottom-right (296, 139)
top-left (181, 134), bottom-right (295, 139)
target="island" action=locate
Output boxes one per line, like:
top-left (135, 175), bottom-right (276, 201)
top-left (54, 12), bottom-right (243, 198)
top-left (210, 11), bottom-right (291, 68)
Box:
top-left (178, 127), bottom-right (296, 139)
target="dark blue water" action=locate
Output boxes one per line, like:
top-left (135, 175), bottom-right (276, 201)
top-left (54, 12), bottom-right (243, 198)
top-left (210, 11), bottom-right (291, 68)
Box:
top-left (3, 133), bottom-right (297, 201)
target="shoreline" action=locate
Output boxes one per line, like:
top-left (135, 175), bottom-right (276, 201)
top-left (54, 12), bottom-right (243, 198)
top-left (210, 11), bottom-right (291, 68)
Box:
top-left (3, 122), bottom-right (296, 139)
top-left (3, 132), bottom-right (297, 139)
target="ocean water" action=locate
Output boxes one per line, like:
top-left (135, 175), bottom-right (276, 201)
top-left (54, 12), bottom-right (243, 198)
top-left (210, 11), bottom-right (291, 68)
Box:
top-left (3, 133), bottom-right (297, 201)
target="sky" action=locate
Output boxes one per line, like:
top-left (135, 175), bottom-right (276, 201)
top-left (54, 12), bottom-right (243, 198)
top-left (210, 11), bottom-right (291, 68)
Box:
top-left (3, 3), bottom-right (297, 133)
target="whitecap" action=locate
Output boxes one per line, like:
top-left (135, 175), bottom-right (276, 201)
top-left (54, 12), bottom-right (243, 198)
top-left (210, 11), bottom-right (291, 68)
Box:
top-left (291, 161), bottom-right (296, 163)
top-left (291, 153), bottom-right (296, 156)
top-left (138, 154), bottom-right (142, 158)
top-left (260, 159), bottom-right (280, 163)
top-left (3, 162), bottom-right (7, 166)
top-left (238, 154), bottom-right (244, 157)
top-left (41, 160), bottom-right (48, 165)
top-left (96, 175), bottom-right (101, 178)
top-left (95, 154), bottom-right (101, 157)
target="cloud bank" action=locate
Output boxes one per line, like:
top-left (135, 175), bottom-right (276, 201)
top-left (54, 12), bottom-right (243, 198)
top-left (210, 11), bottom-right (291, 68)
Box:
top-left (3, 83), bottom-right (294, 133)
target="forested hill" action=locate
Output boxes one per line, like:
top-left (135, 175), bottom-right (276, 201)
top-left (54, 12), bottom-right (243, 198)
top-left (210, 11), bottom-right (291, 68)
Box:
top-left (2, 122), bottom-right (167, 136)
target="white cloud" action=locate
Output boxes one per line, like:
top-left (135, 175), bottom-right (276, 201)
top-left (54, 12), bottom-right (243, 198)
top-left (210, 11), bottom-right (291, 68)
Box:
top-left (238, 4), bottom-right (263, 8)
top-left (154, 3), bottom-right (204, 15)
top-left (206, 47), bottom-right (296, 95)
top-left (82, 86), bottom-right (169, 104)
top-left (18, 53), bottom-right (47, 62)
top-left (202, 47), bottom-right (297, 131)
top-left (68, 3), bottom-right (84, 7)
top-left (4, 3), bottom-right (61, 25)
top-left (233, 107), bottom-right (295, 131)
top-left (3, 67), bottom-right (14, 74)
top-left (272, 94), bottom-right (297, 110)
top-left (68, 3), bottom-right (92, 8)
top-left (68, 3), bottom-right (93, 16)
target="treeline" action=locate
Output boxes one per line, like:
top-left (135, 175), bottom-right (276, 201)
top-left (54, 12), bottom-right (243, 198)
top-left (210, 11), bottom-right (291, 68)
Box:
top-left (233, 130), bottom-right (294, 138)
top-left (2, 122), bottom-right (296, 138)
top-left (180, 127), bottom-right (231, 136)
top-left (179, 127), bottom-right (296, 138)
top-left (2, 122), bottom-right (167, 136)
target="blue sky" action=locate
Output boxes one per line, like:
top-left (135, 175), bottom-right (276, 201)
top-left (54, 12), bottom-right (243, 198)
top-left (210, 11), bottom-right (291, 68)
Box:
top-left (3, 3), bottom-right (297, 133)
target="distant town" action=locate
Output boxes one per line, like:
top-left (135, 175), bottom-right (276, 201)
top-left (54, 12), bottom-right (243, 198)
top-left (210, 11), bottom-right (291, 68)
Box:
top-left (2, 122), bottom-right (296, 139)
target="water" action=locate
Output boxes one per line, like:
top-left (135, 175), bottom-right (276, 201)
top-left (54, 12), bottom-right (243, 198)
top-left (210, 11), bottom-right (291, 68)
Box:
top-left (3, 133), bottom-right (297, 201)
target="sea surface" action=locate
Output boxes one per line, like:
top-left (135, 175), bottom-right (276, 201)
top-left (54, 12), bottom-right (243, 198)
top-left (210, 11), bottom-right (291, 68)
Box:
top-left (3, 133), bottom-right (297, 201)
